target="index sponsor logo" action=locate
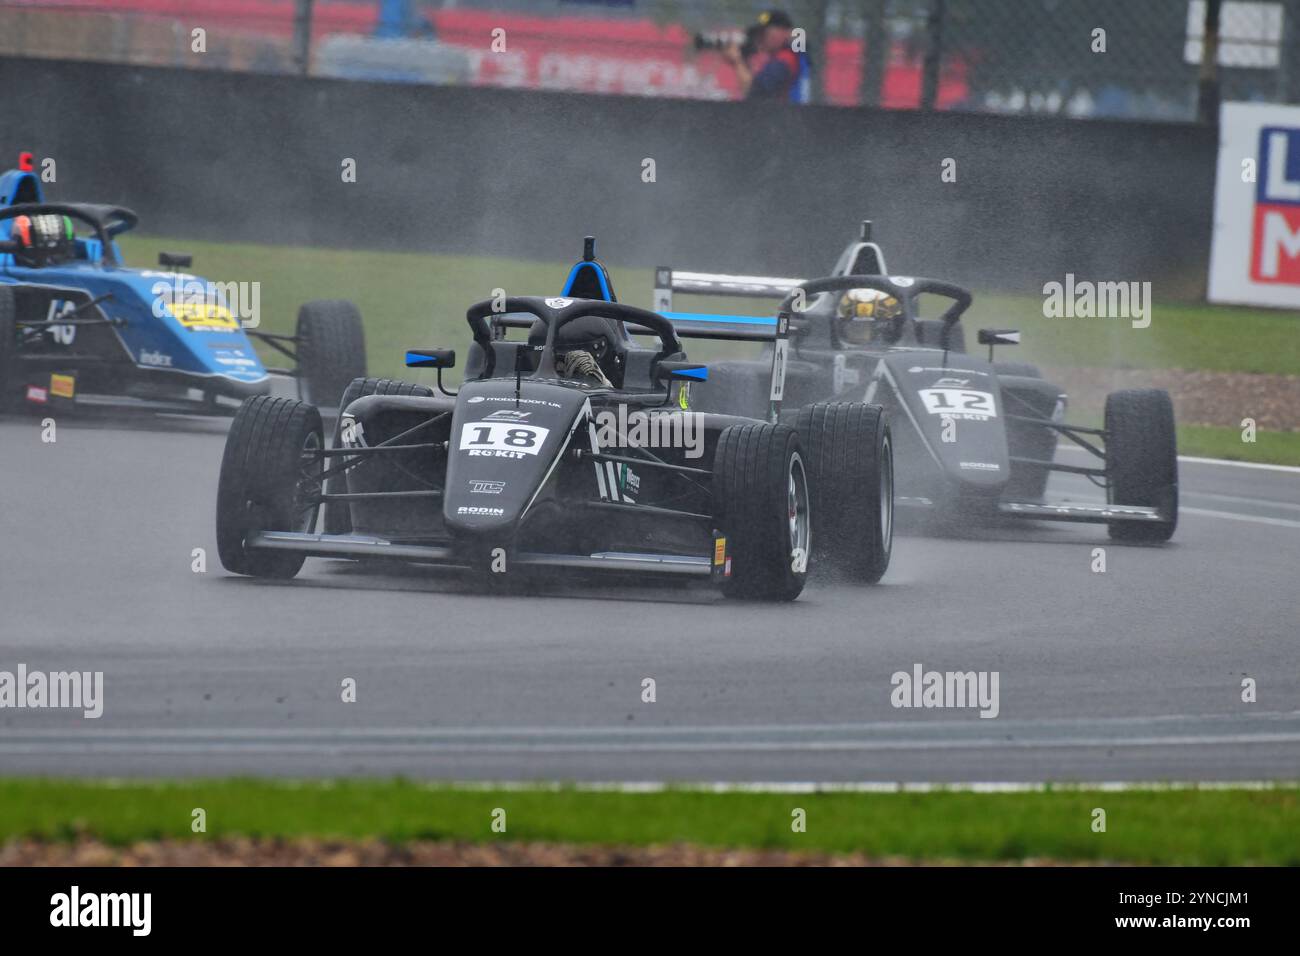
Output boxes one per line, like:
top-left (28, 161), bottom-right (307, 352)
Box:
top-left (890, 663), bottom-right (999, 718)
top-left (138, 348), bottom-right (173, 367)
top-left (0, 664), bottom-right (103, 718)
top-left (50, 886), bottom-right (150, 936)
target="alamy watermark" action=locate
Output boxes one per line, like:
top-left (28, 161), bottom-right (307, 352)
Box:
top-left (0, 664), bottom-right (103, 718)
top-left (1042, 274), bottom-right (1151, 328)
top-left (148, 272), bottom-right (261, 328)
top-left (890, 663), bottom-right (999, 718)
top-left (594, 407), bottom-right (703, 459)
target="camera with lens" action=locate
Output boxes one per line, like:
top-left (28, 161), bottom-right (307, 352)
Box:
top-left (693, 25), bottom-right (760, 58)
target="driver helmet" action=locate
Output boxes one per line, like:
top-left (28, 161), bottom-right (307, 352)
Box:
top-left (528, 314), bottom-right (626, 388)
top-left (9, 213), bottom-right (75, 267)
top-left (836, 288), bottom-right (902, 346)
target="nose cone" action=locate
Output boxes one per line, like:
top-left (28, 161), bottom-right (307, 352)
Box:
top-left (887, 354), bottom-right (1010, 493)
top-left (442, 379), bottom-right (588, 536)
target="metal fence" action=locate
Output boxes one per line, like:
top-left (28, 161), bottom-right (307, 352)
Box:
top-left (1, 0), bottom-right (1297, 120)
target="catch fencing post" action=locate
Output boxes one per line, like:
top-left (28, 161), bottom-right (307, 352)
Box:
top-left (859, 0), bottom-right (887, 108)
top-left (920, 0), bottom-right (946, 110)
top-left (293, 0), bottom-right (315, 76)
top-left (1196, 0), bottom-right (1221, 124)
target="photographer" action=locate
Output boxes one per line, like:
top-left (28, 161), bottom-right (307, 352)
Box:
top-left (716, 10), bottom-right (811, 103)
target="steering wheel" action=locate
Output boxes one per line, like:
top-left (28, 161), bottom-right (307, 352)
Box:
top-left (466, 296), bottom-right (682, 379)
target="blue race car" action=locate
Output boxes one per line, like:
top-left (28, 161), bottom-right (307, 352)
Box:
top-left (0, 153), bottom-right (365, 414)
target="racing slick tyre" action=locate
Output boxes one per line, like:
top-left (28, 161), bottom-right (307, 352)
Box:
top-left (322, 377), bottom-right (435, 534)
top-left (795, 402), bottom-right (893, 583)
top-left (1105, 388), bottom-right (1178, 543)
top-left (916, 319), bottom-right (966, 353)
top-left (993, 361), bottom-right (1041, 378)
top-left (712, 422), bottom-right (811, 601)
top-left (999, 366), bottom-right (1053, 501)
top-left (0, 286), bottom-right (14, 406)
top-left (296, 300), bottom-right (367, 411)
top-left (216, 396), bottom-right (325, 578)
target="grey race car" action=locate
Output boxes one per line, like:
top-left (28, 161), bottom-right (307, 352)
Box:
top-left (656, 223), bottom-right (1177, 543)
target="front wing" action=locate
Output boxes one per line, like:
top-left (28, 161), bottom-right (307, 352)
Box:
top-left (246, 530), bottom-right (719, 577)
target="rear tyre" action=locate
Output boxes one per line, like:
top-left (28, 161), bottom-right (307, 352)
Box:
top-left (712, 422), bottom-right (810, 601)
top-left (916, 319), bottom-right (966, 353)
top-left (322, 377), bottom-right (435, 534)
top-left (1105, 388), bottom-right (1177, 543)
top-left (795, 402), bottom-right (893, 583)
top-left (296, 300), bottom-right (367, 411)
top-left (216, 396), bottom-right (324, 578)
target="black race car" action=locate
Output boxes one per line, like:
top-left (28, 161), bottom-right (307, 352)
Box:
top-left (214, 242), bottom-right (895, 600)
top-left (658, 223), bottom-right (1177, 543)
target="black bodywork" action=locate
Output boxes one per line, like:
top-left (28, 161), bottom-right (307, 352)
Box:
top-left (666, 225), bottom-right (1178, 538)
top-left (236, 292), bottom-right (798, 584)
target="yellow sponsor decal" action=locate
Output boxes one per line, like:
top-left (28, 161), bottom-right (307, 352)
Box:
top-left (169, 301), bottom-right (239, 329)
top-left (713, 537), bottom-right (727, 566)
top-left (50, 373), bottom-right (75, 399)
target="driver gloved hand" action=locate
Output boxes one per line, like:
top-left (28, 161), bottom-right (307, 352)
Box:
top-left (558, 350), bottom-right (612, 387)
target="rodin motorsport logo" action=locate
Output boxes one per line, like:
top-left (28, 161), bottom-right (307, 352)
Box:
top-left (890, 663), bottom-right (999, 718)
top-left (0, 664), bottom-right (103, 718)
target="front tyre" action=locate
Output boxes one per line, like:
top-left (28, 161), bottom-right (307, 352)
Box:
top-left (296, 300), bottom-right (367, 412)
top-left (1105, 388), bottom-right (1177, 543)
top-left (323, 376), bottom-right (435, 534)
top-left (712, 423), bottom-right (810, 601)
top-left (216, 396), bottom-right (324, 578)
top-left (795, 402), bottom-right (893, 583)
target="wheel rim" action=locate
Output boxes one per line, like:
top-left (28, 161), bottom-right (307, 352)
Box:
top-left (787, 451), bottom-right (811, 571)
top-left (880, 434), bottom-right (894, 552)
top-left (295, 431), bottom-right (323, 532)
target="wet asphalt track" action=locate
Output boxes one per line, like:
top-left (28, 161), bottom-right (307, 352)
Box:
top-left (1, 409), bottom-right (1298, 783)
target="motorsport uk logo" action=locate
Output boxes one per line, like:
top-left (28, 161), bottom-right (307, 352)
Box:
top-left (0, 664), bottom-right (104, 718)
top-left (1250, 125), bottom-right (1300, 283)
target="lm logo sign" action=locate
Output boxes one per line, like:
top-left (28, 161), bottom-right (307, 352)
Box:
top-left (1251, 126), bottom-right (1300, 283)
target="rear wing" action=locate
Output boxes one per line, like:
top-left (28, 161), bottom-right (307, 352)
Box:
top-left (654, 220), bottom-right (888, 311)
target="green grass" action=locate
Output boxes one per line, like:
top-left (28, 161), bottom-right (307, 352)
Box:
top-left (975, 292), bottom-right (1300, 376)
top-left (1176, 424), bottom-right (1300, 466)
top-left (117, 234), bottom-right (1300, 379)
top-left (2, 780), bottom-right (1297, 864)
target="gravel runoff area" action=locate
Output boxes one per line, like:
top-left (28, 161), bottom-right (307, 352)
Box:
top-left (1042, 367), bottom-right (1300, 430)
top-left (0, 838), bottom-right (1093, 867)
